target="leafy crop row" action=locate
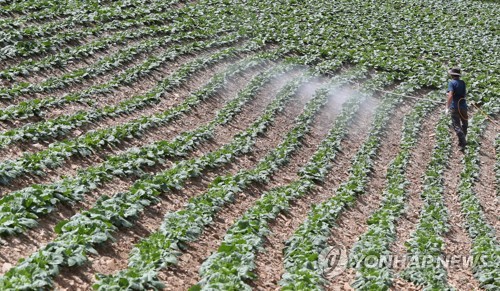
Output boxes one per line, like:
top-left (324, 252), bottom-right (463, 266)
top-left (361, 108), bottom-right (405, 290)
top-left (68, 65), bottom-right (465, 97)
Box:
top-left (456, 104), bottom-right (499, 290)
top-left (193, 68), bottom-right (379, 291)
top-left (0, 0), bottom-right (114, 15)
top-left (0, 29), bottom-right (235, 121)
top-left (280, 81), bottom-right (434, 290)
top-left (0, 0), bottom-right (167, 28)
top-left (0, 27), bottom-right (221, 100)
top-left (0, 0), bottom-right (68, 14)
top-left (0, 8), bottom-right (184, 61)
top-left (0, 52), bottom-right (274, 236)
top-left (400, 114), bottom-right (452, 290)
top-left (0, 34), bottom-right (240, 146)
top-left (92, 70), bottom-right (324, 290)
top-left (0, 0), bottom-right (181, 45)
top-left (345, 91), bottom-right (445, 290)
top-left (0, 42), bottom-right (259, 185)
top-left (0, 16), bottom-right (200, 80)
top-left (0, 63), bottom-right (297, 290)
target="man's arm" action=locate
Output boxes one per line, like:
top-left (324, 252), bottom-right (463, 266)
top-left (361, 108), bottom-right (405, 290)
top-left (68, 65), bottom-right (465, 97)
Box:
top-left (446, 81), bottom-right (454, 109)
top-left (446, 90), bottom-right (453, 109)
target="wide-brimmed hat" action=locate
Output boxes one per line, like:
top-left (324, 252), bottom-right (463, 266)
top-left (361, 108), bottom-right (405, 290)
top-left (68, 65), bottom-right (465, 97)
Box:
top-left (448, 68), bottom-right (462, 76)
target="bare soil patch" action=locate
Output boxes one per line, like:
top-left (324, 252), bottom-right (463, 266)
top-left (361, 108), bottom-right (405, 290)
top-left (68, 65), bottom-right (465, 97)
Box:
top-left (474, 122), bottom-right (499, 235)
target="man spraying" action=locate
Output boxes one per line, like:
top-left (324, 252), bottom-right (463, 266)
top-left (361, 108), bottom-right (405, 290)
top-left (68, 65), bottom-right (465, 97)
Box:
top-left (446, 68), bottom-right (468, 151)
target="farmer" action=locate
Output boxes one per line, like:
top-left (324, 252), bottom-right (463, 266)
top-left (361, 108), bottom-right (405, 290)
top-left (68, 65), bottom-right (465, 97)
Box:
top-left (446, 68), bottom-right (468, 151)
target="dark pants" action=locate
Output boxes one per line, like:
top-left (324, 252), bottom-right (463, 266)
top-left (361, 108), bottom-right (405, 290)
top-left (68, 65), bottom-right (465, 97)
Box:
top-left (450, 108), bottom-right (468, 146)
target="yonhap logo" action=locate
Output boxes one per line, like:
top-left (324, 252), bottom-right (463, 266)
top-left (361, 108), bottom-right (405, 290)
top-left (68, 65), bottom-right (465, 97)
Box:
top-left (318, 244), bottom-right (348, 279)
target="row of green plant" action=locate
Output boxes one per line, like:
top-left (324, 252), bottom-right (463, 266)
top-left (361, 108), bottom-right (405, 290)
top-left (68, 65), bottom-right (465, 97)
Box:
top-left (0, 0), bottom-right (153, 27)
top-left (192, 70), bottom-right (390, 291)
top-left (345, 91), bottom-right (446, 290)
top-left (0, 42), bottom-right (259, 186)
top-left (0, 28), bottom-right (228, 100)
top-left (0, 0), bottom-right (180, 45)
top-left (279, 84), bottom-right (438, 291)
top-left (0, 34), bottom-right (239, 146)
top-left (0, 0), bottom-right (68, 14)
top-left (92, 69), bottom-right (331, 290)
top-left (203, 0), bottom-right (498, 107)
top-left (0, 9), bottom-right (198, 80)
top-left (0, 63), bottom-right (299, 290)
top-left (0, 0), bottom-right (111, 15)
top-left (0, 52), bottom-right (275, 236)
top-left (400, 114), bottom-right (452, 290)
top-left (456, 104), bottom-right (499, 290)
top-left (0, 7), bottom-right (185, 61)
top-left (0, 29), bottom-right (234, 121)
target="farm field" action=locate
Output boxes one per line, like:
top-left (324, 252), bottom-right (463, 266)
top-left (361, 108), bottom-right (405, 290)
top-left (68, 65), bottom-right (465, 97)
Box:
top-left (0, 0), bottom-right (498, 290)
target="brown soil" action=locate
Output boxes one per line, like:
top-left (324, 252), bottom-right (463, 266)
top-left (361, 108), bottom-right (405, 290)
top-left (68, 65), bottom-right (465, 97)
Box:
top-left (280, 100), bottom-right (408, 291)
top-left (474, 122), bottom-right (499, 236)
top-left (141, 81), bottom-right (383, 290)
top-left (250, 94), bottom-right (385, 291)
top-left (51, 69), bottom-right (307, 291)
top-left (442, 137), bottom-right (481, 289)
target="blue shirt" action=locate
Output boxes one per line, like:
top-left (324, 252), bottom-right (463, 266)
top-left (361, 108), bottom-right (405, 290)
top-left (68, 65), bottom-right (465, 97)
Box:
top-left (447, 79), bottom-right (467, 109)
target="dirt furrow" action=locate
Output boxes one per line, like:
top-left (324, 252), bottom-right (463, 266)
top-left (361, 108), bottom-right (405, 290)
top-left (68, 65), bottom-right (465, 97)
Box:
top-left (49, 69), bottom-right (304, 290)
top-left (259, 100), bottom-right (380, 291)
top-left (324, 103), bottom-right (412, 290)
top-left (0, 63), bottom-right (273, 269)
top-left (442, 139), bottom-right (481, 290)
top-left (0, 52), bottom-right (259, 193)
top-left (474, 122), bottom-right (499, 235)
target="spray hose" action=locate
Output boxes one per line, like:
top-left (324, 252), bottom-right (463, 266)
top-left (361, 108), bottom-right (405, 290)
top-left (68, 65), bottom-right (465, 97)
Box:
top-left (457, 98), bottom-right (468, 121)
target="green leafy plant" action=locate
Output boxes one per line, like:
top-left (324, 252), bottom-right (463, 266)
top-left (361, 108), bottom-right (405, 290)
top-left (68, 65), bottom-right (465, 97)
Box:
top-left (401, 114), bottom-right (453, 290)
top-left (280, 79), bottom-right (437, 291)
top-left (0, 63), bottom-right (296, 290)
top-left (0, 52), bottom-right (280, 236)
top-left (193, 68), bottom-right (381, 291)
top-left (0, 42), bottom-right (262, 185)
